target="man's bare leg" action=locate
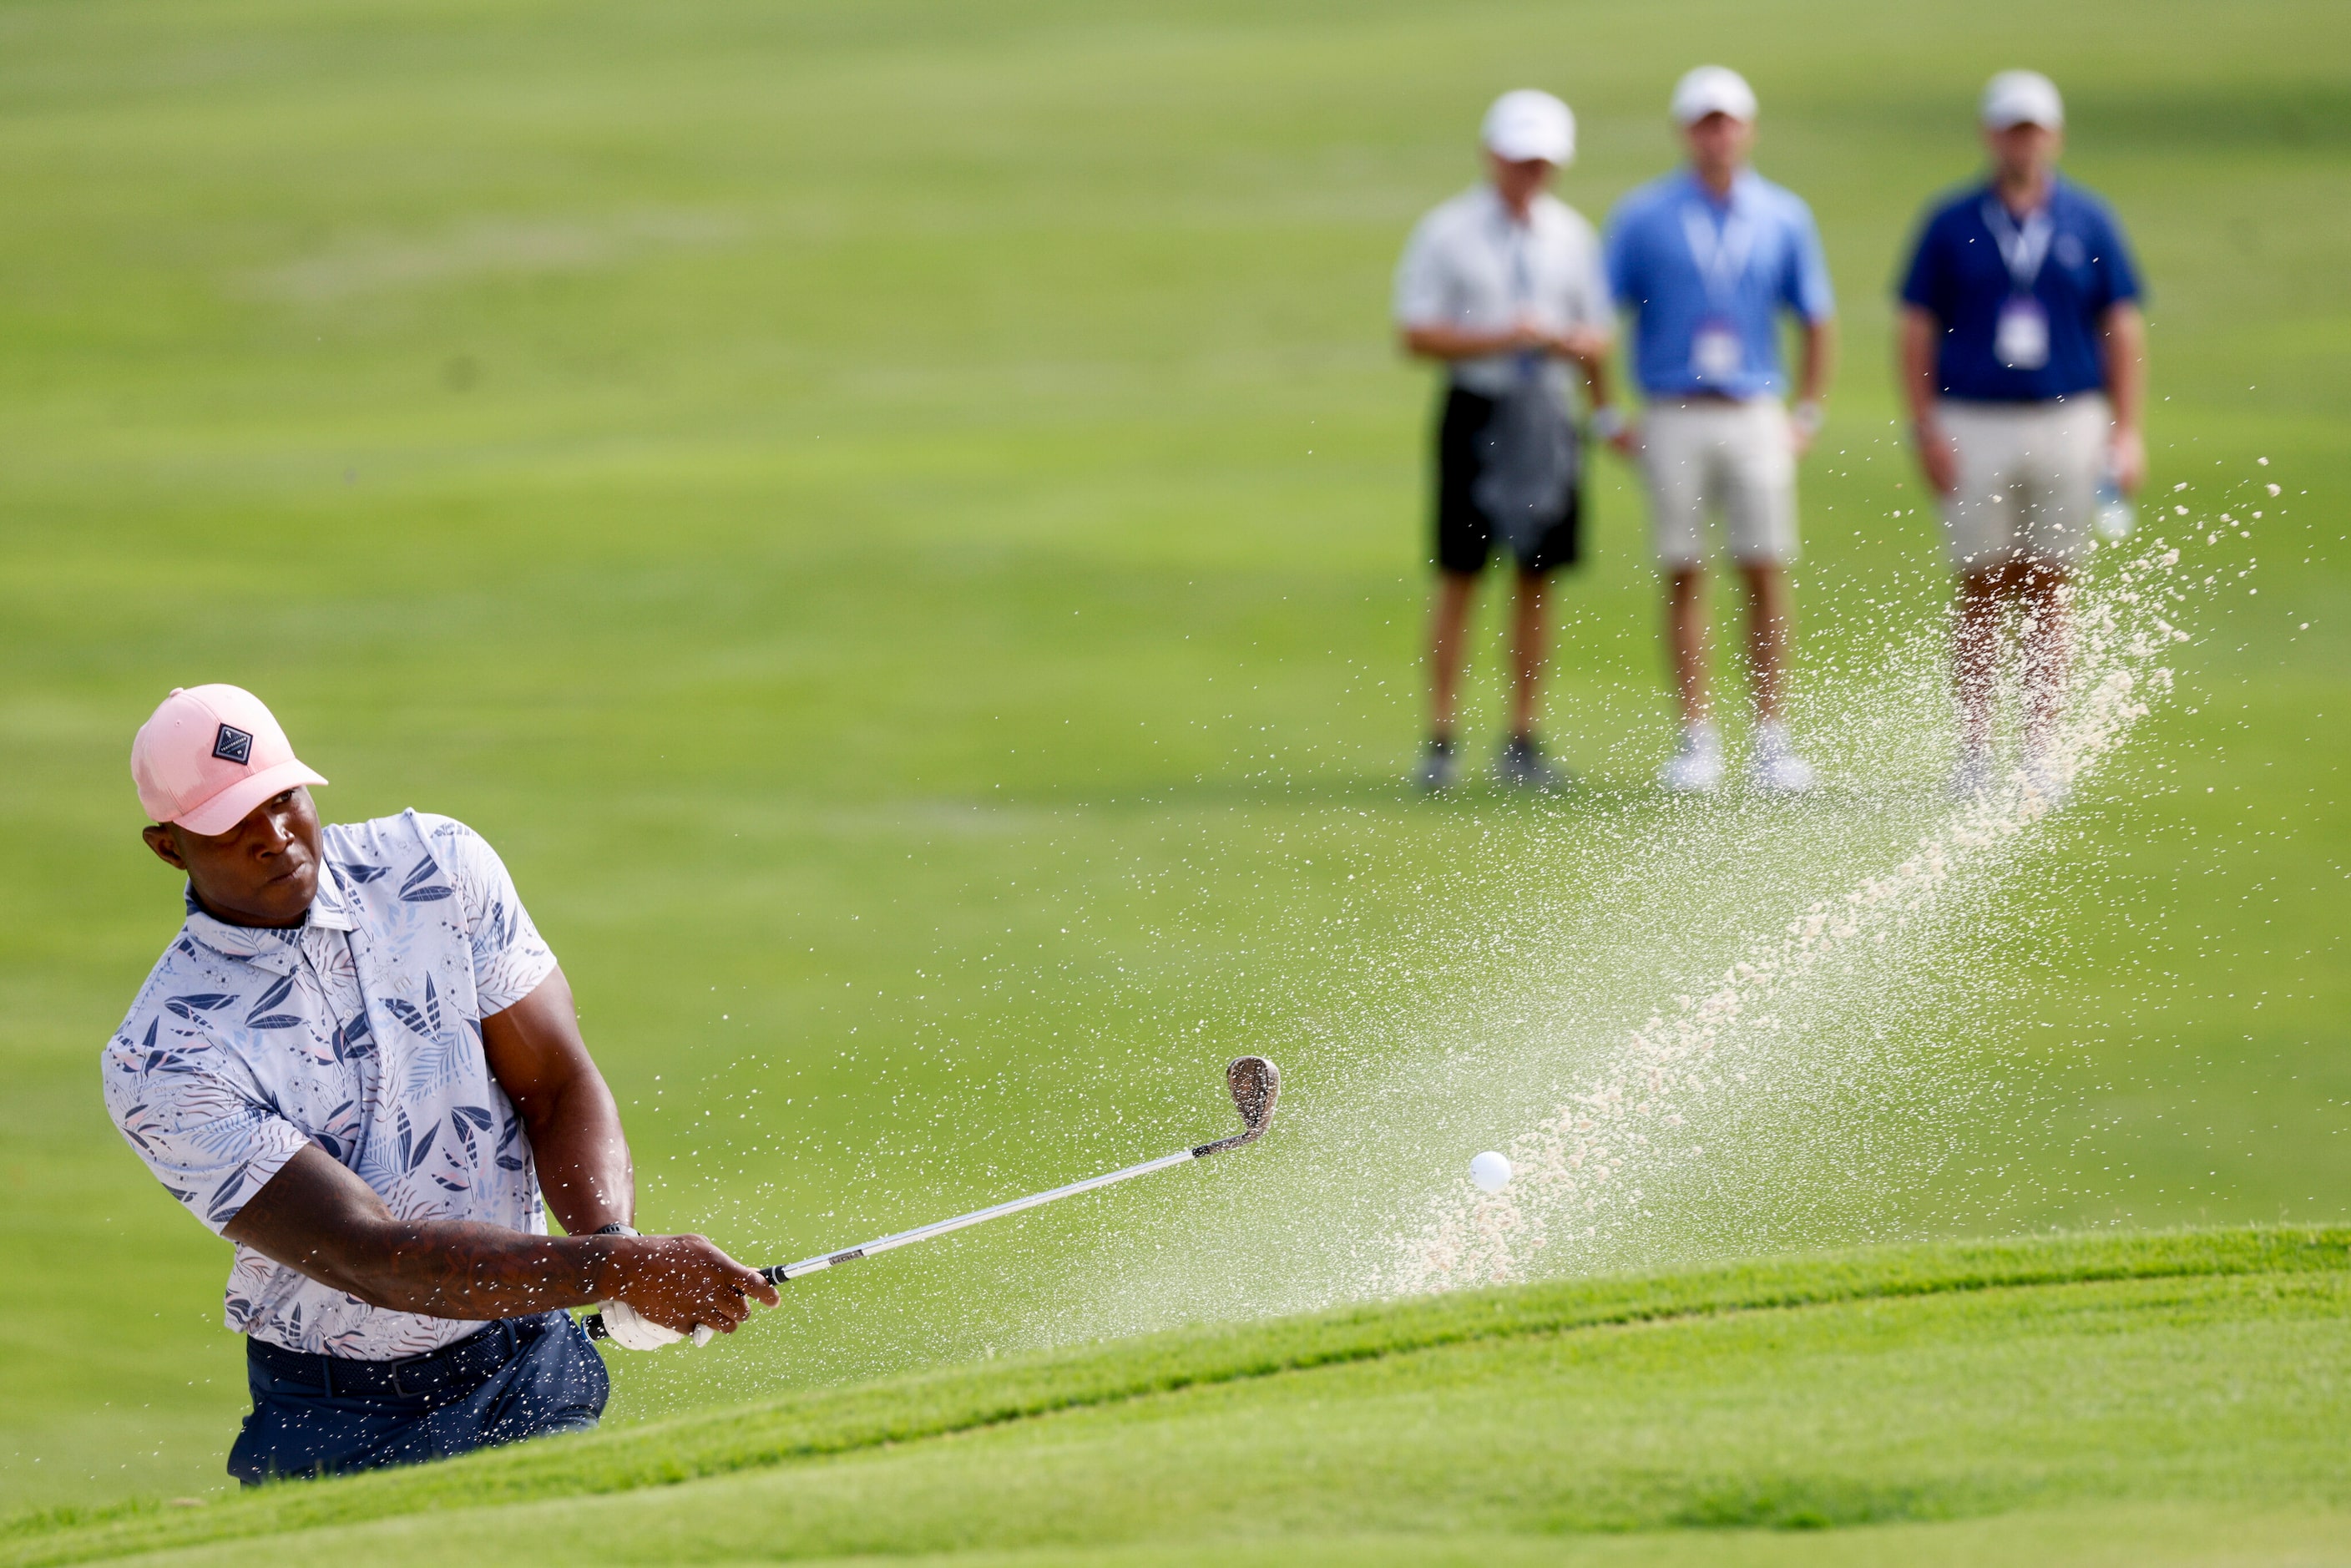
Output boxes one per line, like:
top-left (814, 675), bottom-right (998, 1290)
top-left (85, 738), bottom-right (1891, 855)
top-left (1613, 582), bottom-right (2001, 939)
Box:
top-left (1427, 569), bottom-right (1480, 741)
top-left (2017, 562), bottom-right (2071, 757)
top-left (1657, 566), bottom-right (1727, 792)
top-left (1952, 566), bottom-right (2009, 754)
top-left (1665, 567), bottom-right (1710, 725)
top-left (1737, 561), bottom-right (1815, 791)
top-left (1738, 562), bottom-right (1791, 721)
top-left (1507, 569), bottom-right (1550, 740)
top-left (1948, 559), bottom-right (2070, 797)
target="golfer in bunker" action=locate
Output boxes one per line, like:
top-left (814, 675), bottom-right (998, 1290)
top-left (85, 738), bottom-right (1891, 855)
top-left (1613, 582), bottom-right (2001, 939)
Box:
top-left (103, 684), bottom-right (776, 1485)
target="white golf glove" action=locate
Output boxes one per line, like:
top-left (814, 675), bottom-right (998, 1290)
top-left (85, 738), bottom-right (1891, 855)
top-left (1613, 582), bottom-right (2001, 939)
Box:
top-left (596, 1299), bottom-right (685, 1352)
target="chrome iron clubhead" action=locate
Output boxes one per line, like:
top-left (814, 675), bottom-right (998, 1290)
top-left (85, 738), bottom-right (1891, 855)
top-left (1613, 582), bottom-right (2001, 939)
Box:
top-left (1193, 1055), bottom-right (1280, 1156)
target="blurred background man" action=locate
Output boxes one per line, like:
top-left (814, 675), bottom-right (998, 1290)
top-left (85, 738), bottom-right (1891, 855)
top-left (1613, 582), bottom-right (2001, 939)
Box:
top-left (1603, 66), bottom-right (1837, 795)
top-left (1897, 69), bottom-right (2146, 805)
top-left (1394, 89), bottom-right (1615, 792)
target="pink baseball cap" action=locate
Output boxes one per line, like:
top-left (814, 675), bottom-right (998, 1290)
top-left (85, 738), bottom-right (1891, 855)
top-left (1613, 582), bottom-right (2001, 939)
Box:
top-left (131, 685), bottom-right (328, 837)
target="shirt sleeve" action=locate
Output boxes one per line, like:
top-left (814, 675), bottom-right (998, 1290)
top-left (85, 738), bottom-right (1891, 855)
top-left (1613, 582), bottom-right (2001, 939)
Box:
top-left (1602, 210), bottom-right (1637, 311)
top-left (1783, 199), bottom-right (1836, 322)
top-left (103, 1019), bottom-right (311, 1237)
top-left (2090, 204), bottom-right (2144, 309)
top-left (420, 817), bottom-right (559, 1014)
top-left (1895, 207), bottom-right (1949, 314)
top-left (1566, 221), bottom-right (1614, 329)
top-left (1393, 212), bottom-right (1454, 328)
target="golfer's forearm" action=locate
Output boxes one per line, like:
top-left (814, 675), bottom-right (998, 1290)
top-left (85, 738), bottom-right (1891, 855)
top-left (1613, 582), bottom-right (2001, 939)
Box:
top-left (226, 1142), bottom-right (627, 1318)
top-left (2101, 304), bottom-right (2146, 430)
top-left (287, 1220), bottom-right (621, 1320)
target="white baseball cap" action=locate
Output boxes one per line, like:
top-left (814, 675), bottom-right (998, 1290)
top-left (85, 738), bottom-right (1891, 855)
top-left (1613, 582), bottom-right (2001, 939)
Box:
top-left (1981, 70), bottom-right (2064, 130)
top-left (1482, 89), bottom-right (1575, 165)
top-left (1671, 65), bottom-right (1757, 126)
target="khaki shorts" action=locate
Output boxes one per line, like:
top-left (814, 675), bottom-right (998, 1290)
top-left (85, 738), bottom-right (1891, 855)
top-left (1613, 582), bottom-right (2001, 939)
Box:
top-left (1936, 396), bottom-right (2110, 569)
top-left (1639, 398), bottom-right (1798, 569)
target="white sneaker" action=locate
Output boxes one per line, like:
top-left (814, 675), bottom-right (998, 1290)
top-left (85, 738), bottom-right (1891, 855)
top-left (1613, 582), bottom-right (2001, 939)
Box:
top-left (1948, 746), bottom-right (1995, 801)
top-left (1660, 723), bottom-right (1724, 793)
top-left (1747, 720), bottom-right (1816, 795)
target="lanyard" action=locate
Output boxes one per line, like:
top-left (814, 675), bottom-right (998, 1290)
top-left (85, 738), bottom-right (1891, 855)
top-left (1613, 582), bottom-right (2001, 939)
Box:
top-left (1981, 198), bottom-right (2054, 292)
top-left (1499, 207), bottom-right (1544, 382)
top-left (1681, 202), bottom-right (1753, 307)
top-left (1504, 220), bottom-right (1533, 307)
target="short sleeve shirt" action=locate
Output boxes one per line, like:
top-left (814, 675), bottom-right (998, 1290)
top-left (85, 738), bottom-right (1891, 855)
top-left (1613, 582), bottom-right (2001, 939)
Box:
top-left (1603, 168), bottom-right (1835, 400)
top-left (1393, 185), bottom-right (1612, 400)
top-left (103, 810), bottom-right (559, 1358)
top-left (1897, 176), bottom-right (2142, 402)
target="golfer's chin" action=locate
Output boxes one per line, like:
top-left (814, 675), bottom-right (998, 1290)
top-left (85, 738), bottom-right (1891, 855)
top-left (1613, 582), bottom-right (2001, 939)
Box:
top-left (232, 863), bottom-right (320, 928)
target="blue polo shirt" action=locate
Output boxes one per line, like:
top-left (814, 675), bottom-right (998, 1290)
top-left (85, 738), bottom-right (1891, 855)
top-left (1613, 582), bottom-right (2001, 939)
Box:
top-left (1897, 176), bottom-right (2141, 402)
top-left (1604, 168), bottom-right (1836, 400)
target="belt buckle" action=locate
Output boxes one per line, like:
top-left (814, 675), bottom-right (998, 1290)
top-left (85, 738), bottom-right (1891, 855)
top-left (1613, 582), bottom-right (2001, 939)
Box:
top-left (390, 1339), bottom-right (459, 1401)
top-left (389, 1355), bottom-right (428, 1400)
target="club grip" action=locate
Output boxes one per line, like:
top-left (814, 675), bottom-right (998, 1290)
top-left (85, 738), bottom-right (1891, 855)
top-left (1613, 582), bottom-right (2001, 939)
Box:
top-left (580, 1309), bottom-right (720, 1347)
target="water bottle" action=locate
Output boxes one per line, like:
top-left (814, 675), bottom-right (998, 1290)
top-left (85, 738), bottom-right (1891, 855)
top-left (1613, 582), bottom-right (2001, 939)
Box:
top-left (2094, 472), bottom-right (2135, 541)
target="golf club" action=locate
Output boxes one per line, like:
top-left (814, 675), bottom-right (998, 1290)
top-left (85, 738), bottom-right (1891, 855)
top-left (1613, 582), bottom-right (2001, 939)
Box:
top-left (584, 1055), bottom-right (1279, 1345)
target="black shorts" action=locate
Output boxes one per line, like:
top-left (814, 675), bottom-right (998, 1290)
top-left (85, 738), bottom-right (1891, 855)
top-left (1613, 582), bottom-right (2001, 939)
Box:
top-left (1433, 385), bottom-right (1583, 576)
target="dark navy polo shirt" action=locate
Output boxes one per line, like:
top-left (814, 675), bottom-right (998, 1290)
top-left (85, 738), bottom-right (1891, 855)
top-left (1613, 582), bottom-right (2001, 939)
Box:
top-left (1896, 176), bottom-right (2142, 402)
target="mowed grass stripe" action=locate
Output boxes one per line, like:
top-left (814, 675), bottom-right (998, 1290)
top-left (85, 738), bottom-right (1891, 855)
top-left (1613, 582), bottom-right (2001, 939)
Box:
top-left (8, 1227), bottom-right (2343, 1565)
top-left (130, 1509), bottom-right (2351, 1568)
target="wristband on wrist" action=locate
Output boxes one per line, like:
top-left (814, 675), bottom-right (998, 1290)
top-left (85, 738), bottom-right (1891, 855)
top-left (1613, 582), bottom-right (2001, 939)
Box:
top-left (1791, 400), bottom-right (1824, 438)
top-left (583, 1222), bottom-right (638, 1305)
top-left (1588, 405), bottom-right (1626, 441)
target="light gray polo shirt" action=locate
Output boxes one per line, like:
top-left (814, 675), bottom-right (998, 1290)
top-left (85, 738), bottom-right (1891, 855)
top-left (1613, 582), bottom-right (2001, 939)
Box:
top-left (1393, 184), bottom-right (1612, 401)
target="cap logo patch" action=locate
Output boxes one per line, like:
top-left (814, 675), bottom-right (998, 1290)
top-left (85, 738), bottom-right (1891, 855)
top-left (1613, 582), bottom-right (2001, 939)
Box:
top-left (211, 724), bottom-right (254, 766)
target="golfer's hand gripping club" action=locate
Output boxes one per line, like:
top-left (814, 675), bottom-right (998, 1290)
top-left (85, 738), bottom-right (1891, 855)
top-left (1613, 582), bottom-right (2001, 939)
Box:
top-left (590, 1232), bottom-right (776, 1350)
top-left (584, 1057), bottom-right (1278, 1348)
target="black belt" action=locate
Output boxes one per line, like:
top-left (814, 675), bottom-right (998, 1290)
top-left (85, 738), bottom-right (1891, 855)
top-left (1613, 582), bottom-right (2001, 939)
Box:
top-left (246, 1313), bottom-right (556, 1400)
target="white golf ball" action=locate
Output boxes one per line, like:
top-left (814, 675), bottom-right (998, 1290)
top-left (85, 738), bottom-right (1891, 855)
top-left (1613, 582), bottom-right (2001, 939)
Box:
top-left (1470, 1151), bottom-right (1512, 1193)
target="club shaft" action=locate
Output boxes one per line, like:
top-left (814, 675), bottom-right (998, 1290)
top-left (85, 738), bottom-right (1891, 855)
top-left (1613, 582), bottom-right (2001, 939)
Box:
top-left (583, 1056), bottom-right (1272, 1341)
top-left (761, 1146), bottom-right (1200, 1283)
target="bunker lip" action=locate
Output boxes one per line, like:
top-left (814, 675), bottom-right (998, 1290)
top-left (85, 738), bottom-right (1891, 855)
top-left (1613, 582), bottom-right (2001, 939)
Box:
top-left (18, 1227), bottom-right (2340, 1568)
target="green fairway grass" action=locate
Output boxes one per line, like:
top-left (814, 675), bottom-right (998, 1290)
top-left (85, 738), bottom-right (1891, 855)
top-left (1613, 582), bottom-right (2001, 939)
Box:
top-left (6, 1228), bottom-right (2348, 1564)
top-left (0, 0), bottom-right (2343, 1521)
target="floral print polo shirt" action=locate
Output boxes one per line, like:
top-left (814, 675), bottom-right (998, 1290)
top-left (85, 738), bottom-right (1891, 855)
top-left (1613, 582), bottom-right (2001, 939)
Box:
top-left (104, 810), bottom-right (559, 1358)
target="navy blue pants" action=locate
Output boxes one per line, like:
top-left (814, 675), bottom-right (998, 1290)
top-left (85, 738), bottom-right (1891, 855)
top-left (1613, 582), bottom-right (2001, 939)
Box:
top-left (227, 1312), bottom-right (608, 1486)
